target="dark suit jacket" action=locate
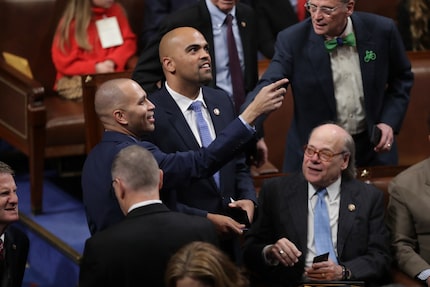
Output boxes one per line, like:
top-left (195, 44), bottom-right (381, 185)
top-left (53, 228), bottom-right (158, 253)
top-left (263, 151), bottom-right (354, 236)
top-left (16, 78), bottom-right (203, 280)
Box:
top-left (1, 225), bottom-right (29, 287)
top-left (79, 203), bottom-right (218, 287)
top-left (81, 118), bottom-right (255, 235)
top-left (244, 12), bottom-right (414, 172)
top-left (140, 0), bottom-right (198, 51)
top-left (132, 0), bottom-right (259, 95)
top-left (145, 86), bottom-right (256, 217)
top-left (242, 173), bottom-right (391, 287)
top-left (254, 0), bottom-right (299, 59)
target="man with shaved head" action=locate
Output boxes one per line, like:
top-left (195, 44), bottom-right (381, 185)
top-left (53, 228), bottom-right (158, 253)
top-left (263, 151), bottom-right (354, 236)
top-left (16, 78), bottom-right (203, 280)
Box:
top-left (144, 27), bottom-right (257, 262)
top-left (133, 0), bottom-right (271, 169)
top-left (243, 123), bottom-right (391, 286)
top-left (82, 75), bottom-right (287, 235)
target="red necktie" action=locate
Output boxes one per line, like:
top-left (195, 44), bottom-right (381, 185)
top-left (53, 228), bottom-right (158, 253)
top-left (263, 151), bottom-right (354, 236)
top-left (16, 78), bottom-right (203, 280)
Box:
top-left (226, 14), bottom-right (245, 114)
top-left (297, 0), bottom-right (307, 21)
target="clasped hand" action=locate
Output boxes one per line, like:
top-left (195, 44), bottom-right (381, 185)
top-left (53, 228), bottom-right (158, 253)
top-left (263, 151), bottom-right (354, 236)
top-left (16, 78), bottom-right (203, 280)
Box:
top-left (304, 259), bottom-right (343, 281)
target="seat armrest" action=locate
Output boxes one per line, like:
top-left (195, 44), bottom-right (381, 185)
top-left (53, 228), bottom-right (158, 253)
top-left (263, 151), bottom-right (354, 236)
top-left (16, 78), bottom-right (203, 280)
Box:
top-left (0, 59), bottom-right (46, 106)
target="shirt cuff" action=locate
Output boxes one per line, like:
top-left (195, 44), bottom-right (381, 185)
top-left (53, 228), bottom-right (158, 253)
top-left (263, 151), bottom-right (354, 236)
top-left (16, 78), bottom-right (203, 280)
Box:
top-left (238, 115), bottom-right (256, 132)
top-left (417, 269), bottom-right (430, 281)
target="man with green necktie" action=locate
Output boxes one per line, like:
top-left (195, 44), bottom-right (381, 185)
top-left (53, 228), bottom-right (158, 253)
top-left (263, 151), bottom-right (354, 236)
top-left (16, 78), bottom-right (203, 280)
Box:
top-left (242, 0), bottom-right (413, 173)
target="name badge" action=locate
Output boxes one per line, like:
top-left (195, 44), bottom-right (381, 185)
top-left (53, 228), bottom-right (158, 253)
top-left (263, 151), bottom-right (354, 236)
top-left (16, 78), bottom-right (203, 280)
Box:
top-left (95, 16), bottom-right (124, 48)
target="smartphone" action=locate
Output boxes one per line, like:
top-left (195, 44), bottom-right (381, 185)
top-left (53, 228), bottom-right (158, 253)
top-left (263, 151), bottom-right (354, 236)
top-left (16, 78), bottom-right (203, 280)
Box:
top-left (313, 252), bottom-right (329, 263)
top-left (370, 125), bottom-right (382, 146)
top-left (225, 207), bottom-right (251, 228)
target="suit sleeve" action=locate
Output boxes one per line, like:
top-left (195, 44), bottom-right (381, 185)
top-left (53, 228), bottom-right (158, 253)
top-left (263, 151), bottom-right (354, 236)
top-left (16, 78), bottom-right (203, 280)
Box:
top-left (386, 177), bottom-right (430, 278)
top-left (379, 19), bottom-right (413, 133)
top-left (243, 179), bottom-right (282, 272)
top-left (142, 118), bottom-right (255, 189)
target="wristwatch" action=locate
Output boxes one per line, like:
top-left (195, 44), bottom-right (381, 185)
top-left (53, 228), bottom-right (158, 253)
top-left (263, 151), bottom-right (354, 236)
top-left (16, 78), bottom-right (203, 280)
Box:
top-left (341, 265), bottom-right (352, 280)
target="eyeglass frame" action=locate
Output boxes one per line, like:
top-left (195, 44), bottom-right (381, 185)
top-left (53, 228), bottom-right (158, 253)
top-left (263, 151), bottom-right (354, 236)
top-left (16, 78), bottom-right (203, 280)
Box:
top-left (304, 1), bottom-right (346, 16)
top-left (303, 145), bottom-right (348, 162)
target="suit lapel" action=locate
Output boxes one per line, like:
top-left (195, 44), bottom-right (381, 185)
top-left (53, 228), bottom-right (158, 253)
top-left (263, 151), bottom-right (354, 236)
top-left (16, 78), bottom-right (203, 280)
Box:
top-left (351, 14), bottom-right (377, 107)
top-left (4, 230), bottom-right (17, 284)
top-left (202, 90), bottom-right (230, 135)
top-left (307, 28), bottom-right (337, 116)
top-left (158, 87), bottom-right (200, 150)
top-left (285, 176), bottom-right (309, 251)
top-left (236, 6), bottom-right (250, 84)
top-left (336, 179), bottom-right (359, 258)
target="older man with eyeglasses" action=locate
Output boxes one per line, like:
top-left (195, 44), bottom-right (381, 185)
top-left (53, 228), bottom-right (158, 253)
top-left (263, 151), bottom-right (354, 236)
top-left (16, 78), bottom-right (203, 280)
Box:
top-left (242, 0), bottom-right (413, 174)
top-left (242, 123), bottom-right (391, 287)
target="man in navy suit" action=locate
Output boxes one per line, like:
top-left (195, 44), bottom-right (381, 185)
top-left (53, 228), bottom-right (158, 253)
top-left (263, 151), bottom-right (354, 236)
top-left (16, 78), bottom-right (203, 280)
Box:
top-left (80, 145), bottom-right (219, 287)
top-left (243, 0), bottom-right (414, 172)
top-left (0, 161), bottom-right (29, 287)
top-left (242, 123), bottom-right (391, 287)
top-left (133, 0), bottom-right (270, 167)
top-left (144, 27), bottom-right (256, 262)
top-left (81, 77), bottom-right (287, 234)
top-left (133, 0), bottom-right (258, 98)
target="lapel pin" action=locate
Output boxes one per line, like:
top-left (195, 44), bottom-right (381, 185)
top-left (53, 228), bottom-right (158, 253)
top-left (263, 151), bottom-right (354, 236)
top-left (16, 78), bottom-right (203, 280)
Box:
top-left (213, 108), bottom-right (220, 116)
top-left (12, 244), bottom-right (17, 250)
top-left (348, 204), bottom-right (356, 212)
top-left (241, 21), bottom-right (246, 28)
top-left (364, 50), bottom-right (376, 63)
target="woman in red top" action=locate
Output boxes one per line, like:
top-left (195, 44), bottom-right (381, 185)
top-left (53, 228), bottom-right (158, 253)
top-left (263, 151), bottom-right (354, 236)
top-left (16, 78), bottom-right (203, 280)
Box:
top-left (51, 0), bottom-right (136, 91)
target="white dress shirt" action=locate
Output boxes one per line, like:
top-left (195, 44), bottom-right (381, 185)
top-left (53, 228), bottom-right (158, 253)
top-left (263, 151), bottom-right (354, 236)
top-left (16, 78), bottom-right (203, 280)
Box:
top-left (205, 0), bottom-right (245, 99)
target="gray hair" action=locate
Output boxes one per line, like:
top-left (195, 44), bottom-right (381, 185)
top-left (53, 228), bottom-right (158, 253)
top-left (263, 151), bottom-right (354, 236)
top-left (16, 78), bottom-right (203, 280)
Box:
top-left (111, 145), bottom-right (160, 191)
top-left (343, 132), bottom-right (356, 179)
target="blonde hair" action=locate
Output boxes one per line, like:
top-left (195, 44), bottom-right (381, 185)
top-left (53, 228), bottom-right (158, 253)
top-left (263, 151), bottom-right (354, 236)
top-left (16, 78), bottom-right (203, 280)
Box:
top-left (56, 0), bottom-right (93, 52)
top-left (165, 242), bottom-right (249, 287)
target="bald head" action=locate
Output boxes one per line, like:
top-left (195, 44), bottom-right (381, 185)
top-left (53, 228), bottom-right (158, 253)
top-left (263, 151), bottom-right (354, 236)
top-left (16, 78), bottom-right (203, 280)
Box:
top-left (159, 27), bottom-right (204, 61)
top-left (94, 78), bottom-right (155, 137)
top-left (303, 123), bottom-right (356, 186)
top-left (159, 27), bottom-right (212, 95)
top-left (310, 124), bottom-right (352, 149)
top-left (95, 78), bottom-right (130, 120)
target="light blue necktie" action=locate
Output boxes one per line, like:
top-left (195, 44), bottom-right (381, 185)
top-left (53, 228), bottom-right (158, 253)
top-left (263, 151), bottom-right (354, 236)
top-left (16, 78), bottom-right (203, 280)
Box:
top-left (314, 188), bottom-right (338, 263)
top-left (189, 101), bottom-right (220, 188)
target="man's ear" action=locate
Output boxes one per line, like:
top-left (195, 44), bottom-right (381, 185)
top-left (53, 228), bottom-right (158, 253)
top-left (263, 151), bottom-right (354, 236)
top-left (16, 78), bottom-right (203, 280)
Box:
top-left (113, 109), bottom-right (128, 125)
top-left (340, 153), bottom-right (350, 170)
top-left (346, 0), bottom-right (355, 16)
top-left (114, 179), bottom-right (126, 201)
top-left (158, 169), bottom-right (164, 190)
top-left (162, 56), bottom-right (176, 73)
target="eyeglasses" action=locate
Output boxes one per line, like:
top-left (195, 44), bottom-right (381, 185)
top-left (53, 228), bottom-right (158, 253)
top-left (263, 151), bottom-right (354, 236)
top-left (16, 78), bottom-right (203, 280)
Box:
top-left (305, 2), bottom-right (344, 16)
top-left (303, 145), bottom-right (346, 162)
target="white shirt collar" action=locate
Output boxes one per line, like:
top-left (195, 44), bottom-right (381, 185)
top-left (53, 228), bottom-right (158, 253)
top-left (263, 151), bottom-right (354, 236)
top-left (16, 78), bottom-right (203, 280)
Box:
top-left (128, 200), bottom-right (162, 213)
top-left (165, 82), bottom-right (207, 112)
top-left (205, 0), bottom-right (237, 26)
top-left (308, 176), bottom-right (342, 201)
